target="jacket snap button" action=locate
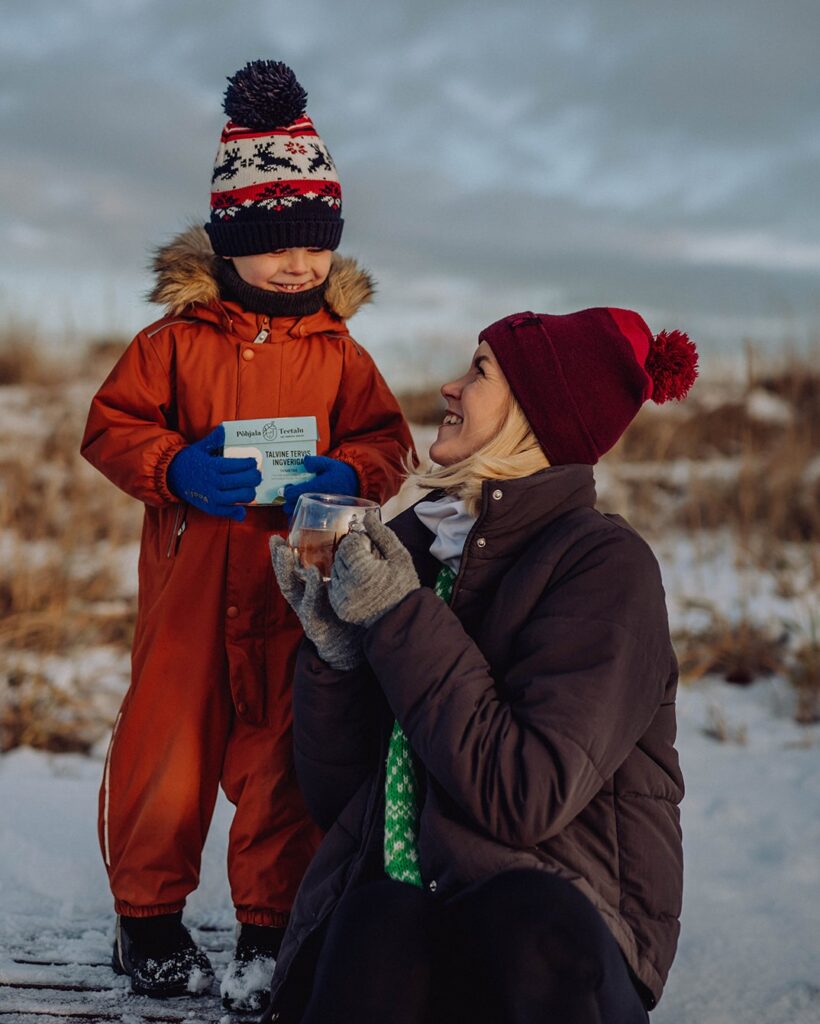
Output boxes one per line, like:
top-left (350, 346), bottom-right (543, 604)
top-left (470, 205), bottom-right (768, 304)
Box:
top-left (237, 701), bottom-right (247, 714)
top-left (428, 880), bottom-right (437, 893)
top-left (476, 537), bottom-right (487, 548)
top-left (226, 605), bottom-right (239, 618)
top-left (242, 348), bottom-right (255, 361)
top-left (492, 489), bottom-right (503, 500)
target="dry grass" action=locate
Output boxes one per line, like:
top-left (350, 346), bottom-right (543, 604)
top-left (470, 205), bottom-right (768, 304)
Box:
top-left (676, 598), bottom-right (820, 728)
top-left (1, 337), bottom-right (818, 747)
top-left (677, 444), bottom-right (820, 544)
top-left (0, 327), bottom-right (130, 389)
top-left (702, 703), bottom-right (748, 745)
top-left (785, 612), bottom-right (820, 725)
top-left (612, 399), bottom-right (787, 462)
top-left (620, 351), bottom-right (819, 720)
top-left (0, 326), bottom-right (52, 386)
top-left (82, 336), bottom-right (130, 382)
top-left (791, 642), bottom-right (820, 724)
top-left (0, 346), bottom-right (140, 751)
top-left (676, 600), bottom-right (789, 685)
top-left (397, 388), bottom-right (446, 425)
top-left (0, 670), bottom-right (109, 755)
top-left (603, 352), bottom-right (820, 553)
top-left (615, 346), bottom-right (820, 458)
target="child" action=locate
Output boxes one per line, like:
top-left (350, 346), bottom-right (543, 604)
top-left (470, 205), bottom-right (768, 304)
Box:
top-left (81, 59), bottom-right (414, 1013)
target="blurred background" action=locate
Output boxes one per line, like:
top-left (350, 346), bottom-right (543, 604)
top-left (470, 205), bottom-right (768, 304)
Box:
top-left (1, 4), bottom-right (818, 1022)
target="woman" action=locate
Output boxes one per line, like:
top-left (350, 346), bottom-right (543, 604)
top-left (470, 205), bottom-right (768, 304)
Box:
top-left (265, 307), bottom-right (697, 1023)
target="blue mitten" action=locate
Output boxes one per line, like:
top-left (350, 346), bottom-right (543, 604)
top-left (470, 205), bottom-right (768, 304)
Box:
top-left (166, 424), bottom-right (262, 522)
top-left (282, 455), bottom-right (359, 517)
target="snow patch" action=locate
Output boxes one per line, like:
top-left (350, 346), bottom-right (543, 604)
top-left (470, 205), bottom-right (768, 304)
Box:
top-left (220, 952), bottom-right (276, 1012)
top-left (745, 387), bottom-right (794, 425)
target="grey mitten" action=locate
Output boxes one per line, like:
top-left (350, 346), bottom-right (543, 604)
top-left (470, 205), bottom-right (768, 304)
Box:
top-left (269, 536), bottom-right (364, 670)
top-left (329, 511), bottom-right (421, 627)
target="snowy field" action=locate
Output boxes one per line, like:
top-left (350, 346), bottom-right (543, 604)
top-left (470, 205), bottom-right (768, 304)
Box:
top-left (1, 580), bottom-right (819, 1022)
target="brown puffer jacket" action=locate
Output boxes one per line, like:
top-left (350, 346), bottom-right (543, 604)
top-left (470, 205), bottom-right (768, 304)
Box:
top-left (264, 465), bottom-right (683, 1022)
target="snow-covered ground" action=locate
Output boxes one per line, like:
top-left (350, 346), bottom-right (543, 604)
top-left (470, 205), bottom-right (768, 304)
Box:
top-left (2, 674), bottom-right (819, 1021)
top-left (1, 410), bottom-right (819, 1021)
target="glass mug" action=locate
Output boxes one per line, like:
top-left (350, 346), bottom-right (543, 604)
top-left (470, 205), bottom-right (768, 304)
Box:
top-left (287, 494), bottom-right (381, 581)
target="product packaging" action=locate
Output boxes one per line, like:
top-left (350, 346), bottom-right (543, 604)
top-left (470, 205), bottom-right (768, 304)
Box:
top-left (222, 416), bottom-right (318, 504)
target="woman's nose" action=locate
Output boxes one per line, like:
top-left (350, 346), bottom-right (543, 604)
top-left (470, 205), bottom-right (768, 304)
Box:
top-left (442, 369), bottom-right (469, 400)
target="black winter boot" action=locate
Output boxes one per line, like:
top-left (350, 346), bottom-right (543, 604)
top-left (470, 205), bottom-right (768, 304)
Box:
top-left (112, 912), bottom-right (215, 998)
top-left (220, 923), bottom-right (285, 1014)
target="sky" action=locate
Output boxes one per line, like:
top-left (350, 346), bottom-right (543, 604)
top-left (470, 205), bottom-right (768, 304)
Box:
top-left (2, 0), bottom-right (819, 385)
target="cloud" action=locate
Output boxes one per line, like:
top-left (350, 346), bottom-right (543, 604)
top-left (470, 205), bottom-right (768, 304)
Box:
top-left (1, 0), bottom-right (818, 362)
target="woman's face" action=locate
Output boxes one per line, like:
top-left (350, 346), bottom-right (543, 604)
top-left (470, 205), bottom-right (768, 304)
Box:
top-left (429, 341), bottom-right (512, 466)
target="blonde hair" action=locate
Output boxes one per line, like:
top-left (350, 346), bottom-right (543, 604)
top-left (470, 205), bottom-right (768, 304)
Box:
top-left (406, 393), bottom-right (550, 516)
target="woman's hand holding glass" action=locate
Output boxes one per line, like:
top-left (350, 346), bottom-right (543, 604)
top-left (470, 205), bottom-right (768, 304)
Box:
top-left (270, 536), bottom-right (364, 670)
top-left (287, 493), bottom-right (380, 581)
top-left (328, 510), bottom-right (421, 628)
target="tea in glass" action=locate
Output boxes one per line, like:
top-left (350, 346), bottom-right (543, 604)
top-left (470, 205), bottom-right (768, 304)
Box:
top-left (287, 494), bottom-right (380, 581)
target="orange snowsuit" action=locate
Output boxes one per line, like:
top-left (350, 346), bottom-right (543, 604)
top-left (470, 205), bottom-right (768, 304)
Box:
top-left (81, 227), bottom-right (414, 925)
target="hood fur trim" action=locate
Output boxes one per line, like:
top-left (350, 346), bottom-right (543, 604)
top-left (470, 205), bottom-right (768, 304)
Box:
top-left (325, 255), bottom-right (376, 320)
top-left (149, 225), bottom-right (375, 319)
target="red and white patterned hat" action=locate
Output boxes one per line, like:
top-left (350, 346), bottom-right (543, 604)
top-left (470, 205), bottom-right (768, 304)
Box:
top-left (204, 60), bottom-right (343, 257)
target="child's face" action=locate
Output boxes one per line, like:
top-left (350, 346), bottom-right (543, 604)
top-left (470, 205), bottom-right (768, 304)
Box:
top-left (230, 248), bottom-right (333, 293)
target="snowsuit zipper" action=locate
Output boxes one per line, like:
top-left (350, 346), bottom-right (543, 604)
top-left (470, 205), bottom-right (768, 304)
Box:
top-left (166, 506), bottom-right (188, 558)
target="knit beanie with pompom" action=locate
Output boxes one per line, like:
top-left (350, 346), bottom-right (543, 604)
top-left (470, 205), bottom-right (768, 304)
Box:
top-left (204, 60), bottom-right (343, 257)
top-left (482, 307), bottom-right (698, 465)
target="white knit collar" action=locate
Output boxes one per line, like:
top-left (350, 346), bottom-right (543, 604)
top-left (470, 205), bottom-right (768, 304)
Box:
top-left (414, 494), bottom-right (477, 573)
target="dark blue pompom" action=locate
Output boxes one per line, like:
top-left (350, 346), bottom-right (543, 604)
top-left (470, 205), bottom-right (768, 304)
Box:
top-left (223, 60), bottom-right (308, 129)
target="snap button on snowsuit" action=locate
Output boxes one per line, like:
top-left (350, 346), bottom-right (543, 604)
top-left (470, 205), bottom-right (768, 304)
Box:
top-left (476, 537), bottom-right (487, 548)
top-left (492, 489), bottom-right (503, 500)
top-left (242, 348), bottom-right (255, 361)
top-left (226, 605), bottom-right (239, 619)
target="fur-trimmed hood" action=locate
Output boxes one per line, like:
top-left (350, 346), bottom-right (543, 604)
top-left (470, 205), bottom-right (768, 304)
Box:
top-left (149, 226), bottom-right (375, 320)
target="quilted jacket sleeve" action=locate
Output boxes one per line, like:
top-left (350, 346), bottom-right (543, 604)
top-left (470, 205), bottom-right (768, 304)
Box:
top-left (363, 528), bottom-right (675, 848)
top-left (80, 329), bottom-right (187, 506)
top-left (326, 338), bottom-right (416, 504)
top-left (291, 640), bottom-right (388, 830)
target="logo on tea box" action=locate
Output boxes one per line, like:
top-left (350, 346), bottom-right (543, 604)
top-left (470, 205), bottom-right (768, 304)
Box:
top-left (234, 423), bottom-right (305, 441)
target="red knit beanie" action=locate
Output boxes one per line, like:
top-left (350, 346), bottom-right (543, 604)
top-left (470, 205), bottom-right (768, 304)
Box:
top-left (482, 307), bottom-right (698, 465)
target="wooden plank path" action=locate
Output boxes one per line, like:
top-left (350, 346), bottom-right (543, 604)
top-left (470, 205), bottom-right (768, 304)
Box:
top-left (0, 924), bottom-right (243, 1023)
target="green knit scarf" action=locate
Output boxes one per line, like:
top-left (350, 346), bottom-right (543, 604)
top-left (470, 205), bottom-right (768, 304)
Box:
top-left (384, 564), bottom-right (456, 886)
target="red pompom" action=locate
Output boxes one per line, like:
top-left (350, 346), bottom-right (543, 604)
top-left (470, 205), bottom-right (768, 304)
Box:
top-left (645, 330), bottom-right (698, 403)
